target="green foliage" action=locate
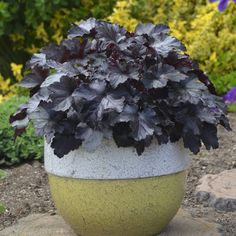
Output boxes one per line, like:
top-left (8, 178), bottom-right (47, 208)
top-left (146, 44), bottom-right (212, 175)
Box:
top-left (0, 203), bottom-right (5, 214)
top-left (0, 1), bottom-right (11, 35)
top-left (0, 169), bottom-right (7, 179)
top-left (0, 169), bottom-right (6, 214)
top-left (210, 71), bottom-right (236, 95)
top-left (0, 96), bottom-right (43, 166)
top-left (228, 104), bottom-right (236, 113)
top-left (0, 0), bottom-right (116, 78)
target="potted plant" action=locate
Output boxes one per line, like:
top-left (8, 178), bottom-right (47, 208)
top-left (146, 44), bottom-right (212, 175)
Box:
top-left (10, 18), bottom-right (230, 236)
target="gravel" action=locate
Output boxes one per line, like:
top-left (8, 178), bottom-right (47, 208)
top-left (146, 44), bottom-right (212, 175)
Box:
top-left (183, 113), bottom-right (236, 236)
top-left (0, 161), bottom-right (55, 231)
top-left (0, 114), bottom-right (235, 235)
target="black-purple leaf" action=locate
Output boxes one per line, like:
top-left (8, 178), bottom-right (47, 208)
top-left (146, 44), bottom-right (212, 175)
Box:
top-left (10, 18), bottom-right (230, 157)
top-left (111, 104), bottom-right (137, 125)
top-left (130, 108), bottom-right (157, 141)
top-left (135, 23), bottom-right (169, 36)
top-left (72, 80), bottom-right (106, 102)
top-left (75, 123), bottom-right (93, 140)
top-left (9, 103), bottom-right (28, 124)
top-left (51, 134), bottom-right (82, 158)
top-left (46, 60), bottom-right (79, 77)
top-left (120, 36), bottom-right (148, 59)
top-left (113, 122), bottom-right (134, 147)
top-left (108, 69), bottom-right (129, 88)
top-left (183, 117), bottom-right (200, 136)
top-left (27, 87), bottom-right (50, 113)
top-left (169, 78), bottom-right (208, 105)
top-left (155, 128), bottom-right (169, 145)
top-left (10, 103), bottom-right (29, 138)
top-left (48, 76), bottom-right (77, 111)
top-left (134, 136), bottom-right (153, 155)
top-left (41, 72), bottom-right (66, 87)
top-left (68, 18), bottom-right (97, 38)
top-left (108, 61), bottom-right (139, 88)
top-left (41, 43), bottom-right (65, 62)
top-left (193, 69), bottom-right (216, 94)
top-left (28, 102), bottom-right (65, 142)
top-left (200, 123), bottom-right (219, 150)
top-left (146, 78), bottom-right (167, 89)
top-left (96, 21), bottom-right (126, 43)
top-left (183, 131), bottom-right (201, 154)
top-left (197, 107), bottom-right (217, 124)
top-left (150, 34), bottom-right (186, 57)
top-left (174, 106), bottom-right (201, 136)
top-left (97, 94), bottom-right (125, 119)
top-left (219, 115), bottom-right (231, 131)
top-left (20, 73), bottom-right (45, 88)
top-left (143, 63), bottom-right (186, 89)
top-left (27, 53), bottom-right (47, 68)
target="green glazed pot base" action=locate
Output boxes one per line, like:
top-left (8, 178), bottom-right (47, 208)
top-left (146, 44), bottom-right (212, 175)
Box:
top-left (48, 171), bottom-right (186, 236)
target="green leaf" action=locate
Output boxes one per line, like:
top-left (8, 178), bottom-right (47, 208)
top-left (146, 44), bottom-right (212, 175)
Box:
top-left (228, 104), bottom-right (236, 113)
top-left (0, 169), bottom-right (7, 179)
top-left (0, 203), bottom-right (5, 214)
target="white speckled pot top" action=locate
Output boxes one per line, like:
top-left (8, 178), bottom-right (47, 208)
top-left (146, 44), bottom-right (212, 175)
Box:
top-left (44, 139), bottom-right (190, 179)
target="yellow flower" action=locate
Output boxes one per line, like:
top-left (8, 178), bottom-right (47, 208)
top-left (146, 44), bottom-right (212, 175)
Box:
top-left (210, 52), bottom-right (217, 62)
top-left (0, 74), bottom-right (17, 103)
top-left (10, 63), bottom-right (23, 81)
top-left (50, 9), bottom-right (70, 44)
top-left (0, 95), bottom-right (4, 103)
top-left (107, 0), bottom-right (138, 32)
top-left (36, 23), bottom-right (49, 43)
top-left (9, 33), bottom-right (24, 42)
top-left (25, 44), bottom-right (39, 54)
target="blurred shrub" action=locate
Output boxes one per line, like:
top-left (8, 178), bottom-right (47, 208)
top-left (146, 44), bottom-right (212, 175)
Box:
top-left (228, 104), bottom-right (236, 112)
top-left (0, 63), bottom-right (24, 103)
top-left (108, 0), bottom-right (236, 94)
top-left (0, 0), bottom-right (116, 78)
top-left (210, 71), bottom-right (236, 94)
top-left (0, 96), bottom-right (43, 166)
top-left (107, 1), bottom-right (138, 31)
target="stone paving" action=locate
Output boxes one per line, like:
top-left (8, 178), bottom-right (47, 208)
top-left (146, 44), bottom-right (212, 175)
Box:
top-left (0, 209), bottom-right (221, 236)
top-left (196, 169), bottom-right (236, 212)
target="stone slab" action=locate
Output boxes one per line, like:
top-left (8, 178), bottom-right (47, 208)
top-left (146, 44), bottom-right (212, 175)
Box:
top-left (158, 209), bottom-right (221, 236)
top-left (0, 209), bottom-right (221, 236)
top-left (196, 169), bottom-right (236, 211)
top-left (0, 214), bottom-right (76, 236)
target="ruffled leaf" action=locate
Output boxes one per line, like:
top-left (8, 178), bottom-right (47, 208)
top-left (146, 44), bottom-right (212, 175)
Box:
top-left (51, 134), bottom-right (82, 158)
top-left (135, 23), bottom-right (169, 36)
top-left (150, 34), bottom-right (186, 57)
top-left (47, 76), bottom-right (78, 111)
top-left (10, 18), bottom-right (230, 157)
top-left (143, 63), bottom-right (186, 89)
top-left (130, 109), bottom-right (157, 141)
top-left (68, 18), bottom-right (97, 38)
top-left (96, 21), bottom-right (126, 43)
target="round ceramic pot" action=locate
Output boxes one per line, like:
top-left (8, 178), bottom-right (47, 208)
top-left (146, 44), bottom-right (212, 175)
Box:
top-left (44, 140), bottom-right (189, 236)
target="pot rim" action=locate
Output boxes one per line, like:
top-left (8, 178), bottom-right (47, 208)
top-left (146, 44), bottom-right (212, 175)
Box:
top-left (44, 139), bottom-right (190, 180)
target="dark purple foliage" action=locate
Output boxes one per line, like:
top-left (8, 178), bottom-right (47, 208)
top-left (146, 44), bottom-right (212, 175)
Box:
top-left (10, 18), bottom-right (230, 158)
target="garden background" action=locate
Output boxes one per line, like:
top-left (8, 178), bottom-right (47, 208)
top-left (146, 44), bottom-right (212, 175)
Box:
top-left (0, 0), bottom-right (235, 165)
